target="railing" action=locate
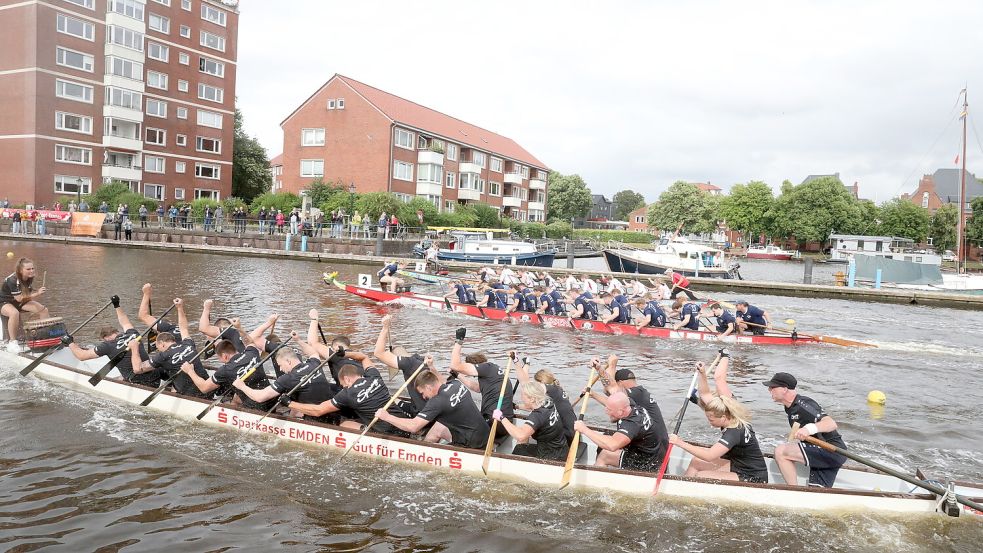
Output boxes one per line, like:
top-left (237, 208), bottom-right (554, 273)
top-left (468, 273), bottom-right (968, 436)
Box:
top-left (103, 163), bottom-right (141, 169)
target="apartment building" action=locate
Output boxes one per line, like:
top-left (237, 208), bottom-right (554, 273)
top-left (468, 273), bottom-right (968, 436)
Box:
top-left (0, 0), bottom-right (238, 208)
top-left (279, 74), bottom-right (549, 222)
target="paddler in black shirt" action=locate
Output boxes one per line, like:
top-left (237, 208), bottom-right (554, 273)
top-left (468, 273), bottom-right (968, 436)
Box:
top-left (129, 298), bottom-right (210, 398)
top-left (449, 339), bottom-right (515, 438)
top-left (764, 372), bottom-right (848, 487)
top-left (512, 354), bottom-right (575, 442)
top-left (66, 296), bottom-right (157, 387)
top-left (0, 257), bottom-right (49, 344)
top-left (137, 283), bottom-right (182, 343)
top-left (574, 390), bottom-right (664, 472)
top-left (198, 298), bottom-right (247, 353)
top-left (589, 354), bottom-right (669, 463)
top-left (372, 314), bottom-right (428, 417)
top-left (493, 380), bottom-right (568, 461)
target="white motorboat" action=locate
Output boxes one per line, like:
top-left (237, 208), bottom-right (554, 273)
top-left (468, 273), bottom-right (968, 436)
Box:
top-left (604, 236), bottom-right (741, 278)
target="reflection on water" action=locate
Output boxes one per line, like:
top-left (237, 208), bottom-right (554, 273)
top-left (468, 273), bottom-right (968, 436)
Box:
top-left (1, 240), bottom-right (981, 552)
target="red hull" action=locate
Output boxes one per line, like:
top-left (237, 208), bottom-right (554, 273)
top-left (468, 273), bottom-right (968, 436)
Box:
top-left (746, 253), bottom-right (794, 261)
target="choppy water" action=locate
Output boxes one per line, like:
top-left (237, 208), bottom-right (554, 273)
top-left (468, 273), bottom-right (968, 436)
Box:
top-left (1, 240), bottom-right (981, 552)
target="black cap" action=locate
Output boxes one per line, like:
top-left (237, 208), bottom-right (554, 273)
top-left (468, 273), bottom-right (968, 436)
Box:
top-left (762, 372), bottom-right (797, 389)
top-left (614, 369), bottom-right (636, 381)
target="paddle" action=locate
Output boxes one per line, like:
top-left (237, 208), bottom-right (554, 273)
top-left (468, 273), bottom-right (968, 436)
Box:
top-left (801, 435), bottom-right (983, 513)
top-left (653, 354), bottom-right (722, 495)
top-left (138, 325), bottom-right (236, 407)
top-left (571, 372), bottom-right (602, 407)
top-left (195, 339), bottom-right (292, 421)
top-left (88, 303), bottom-right (176, 386)
top-left (678, 285), bottom-right (735, 310)
top-left (560, 366), bottom-right (597, 490)
top-left (481, 354), bottom-right (516, 476)
top-left (341, 358), bottom-right (429, 459)
top-left (257, 342), bottom-right (330, 424)
top-left (20, 299), bottom-right (115, 376)
top-left (744, 320), bottom-right (875, 348)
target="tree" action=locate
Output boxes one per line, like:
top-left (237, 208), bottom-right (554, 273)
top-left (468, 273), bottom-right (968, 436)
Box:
top-left (877, 198), bottom-right (930, 242)
top-left (929, 204), bottom-right (959, 252)
top-left (765, 176), bottom-right (864, 244)
top-left (966, 197), bottom-right (983, 245)
top-left (611, 190), bottom-right (646, 220)
top-left (546, 171), bottom-right (591, 222)
top-left (304, 178), bottom-right (346, 207)
top-left (718, 181), bottom-right (774, 243)
top-left (854, 200), bottom-right (881, 236)
top-left (232, 108), bottom-right (271, 202)
top-left (355, 192), bottom-right (401, 221)
top-left (647, 181), bottom-right (717, 235)
top-left (249, 191), bottom-right (301, 214)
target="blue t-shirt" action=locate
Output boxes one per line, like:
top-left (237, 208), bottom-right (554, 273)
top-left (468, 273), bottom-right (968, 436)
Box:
top-left (454, 283), bottom-right (474, 304)
top-left (740, 305), bottom-right (767, 326)
top-left (575, 293), bottom-right (598, 320)
top-left (615, 294), bottom-right (629, 306)
top-left (610, 301), bottom-right (630, 324)
top-left (642, 302), bottom-right (667, 327)
top-left (484, 290), bottom-right (504, 309)
top-left (681, 303), bottom-right (701, 330)
top-left (540, 292), bottom-right (560, 315)
top-left (377, 263), bottom-right (398, 277)
top-left (521, 288), bottom-right (538, 312)
top-left (716, 310), bottom-right (737, 333)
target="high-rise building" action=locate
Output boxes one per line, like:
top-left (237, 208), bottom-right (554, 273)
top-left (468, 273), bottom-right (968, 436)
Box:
top-left (0, 0), bottom-right (238, 208)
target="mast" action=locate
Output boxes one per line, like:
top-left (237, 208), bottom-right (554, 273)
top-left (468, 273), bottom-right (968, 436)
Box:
top-left (958, 90), bottom-right (968, 274)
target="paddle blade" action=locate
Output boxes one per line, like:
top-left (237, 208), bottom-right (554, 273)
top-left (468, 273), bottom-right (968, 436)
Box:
top-left (19, 345), bottom-right (63, 376)
top-left (482, 420), bottom-right (499, 476)
top-left (139, 385), bottom-right (165, 407)
top-left (88, 353), bottom-right (124, 386)
top-left (820, 336), bottom-right (876, 348)
top-left (559, 433), bottom-right (582, 490)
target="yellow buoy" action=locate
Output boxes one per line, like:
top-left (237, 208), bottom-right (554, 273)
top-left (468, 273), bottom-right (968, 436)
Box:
top-left (6, 252), bottom-right (13, 259)
top-left (867, 390), bottom-right (886, 405)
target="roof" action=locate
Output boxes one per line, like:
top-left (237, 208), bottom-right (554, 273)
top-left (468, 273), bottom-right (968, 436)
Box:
top-left (801, 173), bottom-right (842, 185)
top-left (829, 234), bottom-right (910, 242)
top-left (926, 168), bottom-right (983, 205)
top-left (283, 74), bottom-right (547, 170)
top-left (269, 153), bottom-right (283, 167)
top-left (693, 182), bottom-right (721, 191)
top-left (592, 194), bottom-right (611, 203)
top-left (628, 205), bottom-right (648, 216)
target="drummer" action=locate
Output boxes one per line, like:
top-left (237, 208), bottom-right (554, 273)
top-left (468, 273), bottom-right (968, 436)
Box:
top-left (1, 257), bottom-right (49, 345)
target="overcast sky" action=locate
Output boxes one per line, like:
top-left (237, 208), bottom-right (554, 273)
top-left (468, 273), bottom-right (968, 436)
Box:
top-left (235, 0), bottom-right (983, 204)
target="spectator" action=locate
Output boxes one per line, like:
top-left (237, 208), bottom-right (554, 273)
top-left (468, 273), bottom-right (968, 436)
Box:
top-left (124, 217), bottom-right (133, 240)
top-left (53, 201), bottom-right (62, 211)
top-left (79, 199), bottom-right (89, 212)
top-left (138, 204), bottom-right (148, 228)
top-left (68, 200), bottom-right (77, 213)
top-left (155, 203), bottom-right (164, 227)
top-left (314, 210), bottom-right (324, 237)
top-left (11, 210), bottom-right (21, 234)
top-left (379, 211), bottom-right (389, 240)
top-left (258, 207), bottom-right (267, 234)
top-left (289, 209), bottom-right (299, 235)
top-left (275, 209), bottom-right (285, 234)
top-left (351, 210), bottom-right (362, 239)
top-left (36, 211), bottom-right (46, 236)
top-left (99, 201), bottom-right (108, 214)
top-left (168, 205), bottom-right (178, 227)
top-left (214, 205), bottom-right (224, 232)
top-left (114, 214), bottom-right (123, 240)
top-left (204, 206), bottom-right (213, 231)
top-left (390, 213), bottom-right (400, 238)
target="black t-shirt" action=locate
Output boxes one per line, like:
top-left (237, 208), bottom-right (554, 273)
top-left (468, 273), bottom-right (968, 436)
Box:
top-left (525, 399), bottom-right (568, 460)
top-left (150, 338), bottom-right (209, 398)
top-left (94, 328), bottom-right (157, 387)
top-left (0, 274), bottom-right (28, 305)
top-left (329, 367), bottom-right (403, 424)
top-left (417, 380), bottom-right (490, 449)
top-left (625, 385), bottom-right (669, 457)
top-left (545, 384), bottom-right (575, 440)
top-left (718, 423), bottom-right (768, 478)
top-left (152, 319), bottom-right (182, 343)
top-left (474, 362), bottom-right (514, 419)
top-left (615, 405), bottom-right (666, 461)
top-left (327, 355), bottom-right (364, 385)
top-left (210, 345), bottom-right (273, 410)
top-left (264, 340), bottom-right (283, 377)
top-left (785, 395), bottom-right (847, 449)
top-left (397, 354), bottom-right (428, 413)
top-left (270, 358), bottom-right (334, 405)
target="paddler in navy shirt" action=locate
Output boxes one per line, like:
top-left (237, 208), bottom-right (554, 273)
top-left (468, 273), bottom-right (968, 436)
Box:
top-left (735, 300), bottom-right (770, 335)
top-left (671, 298), bottom-right (701, 331)
top-left (710, 302), bottom-right (737, 337)
top-left (444, 280), bottom-right (477, 305)
top-left (600, 292), bottom-right (630, 324)
top-left (633, 298), bottom-right (667, 329)
top-left (566, 288), bottom-right (598, 320)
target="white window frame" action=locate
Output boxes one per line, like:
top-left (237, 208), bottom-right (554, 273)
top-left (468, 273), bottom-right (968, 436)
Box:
top-left (445, 172), bottom-right (456, 189)
top-left (55, 111), bottom-right (93, 135)
top-left (151, 0), bottom-right (171, 5)
top-left (54, 175), bottom-right (92, 195)
top-left (146, 127), bottom-right (166, 146)
top-left (176, 106), bottom-right (188, 119)
top-left (148, 13), bottom-right (170, 34)
top-left (176, 134), bottom-right (187, 146)
top-left (179, 52), bottom-right (190, 65)
top-left (198, 56), bottom-right (225, 77)
top-left (175, 161), bottom-right (186, 173)
top-left (326, 99), bottom-right (336, 110)
top-left (197, 83), bottom-right (224, 103)
top-left (105, 87), bottom-right (141, 110)
top-left (194, 188), bottom-right (219, 200)
top-left (337, 98), bottom-right (345, 109)
top-left (417, 164), bottom-right (442, 184)
top-left (490, 157), bottom-right (503, 173)
top-left (56, 46), bottom-right (94, 72)
top-left (54, 144), bottom-right (92, 165)
top-left (301, 128), bottom-right (325, 146)
top-left (65, 0), bottom-right (95, 9)
top-left (393, 160), bottom-right (413, 181)
top-left (521, 166), bottom-right (530, 179)
top-left (55, 79), bottom-right (93, 103)
top-left (472, 151), bottom-right (486, 168)
top-left (394, 129), bottom-right (414, 150)
top-left (196, 136), bottom-right (221, 154)
top-left (199, 30), bottom-right (226, 52)
top-left (108, 0), bottom-right (144, 20)
top-left (146, 41), bottom-right (169, 62)
top-left (146, 98), bottom-right (167, 118)
top-left (177, 79), bottom-right (189, 92)
top-left (196, 109), bottom-right (223, 128)
top-left (144, 155), bottom-right (166, 173)
top-left (106, 55), bottom-right (143, 80)
top-left (488, 181), bottom-right (501, 196)
top-left (107, 25), bottom-right (144, 52)
top-left (147, 70), bottom-right (169, 90)
top-left (300, 159), bottom-right (324, 178)
top-left (181, 0), bottom-right (191, 10)
top-left (174, 188), bottom-right (185, 200)
top-left (56, 13), bottom-right (94, 41)
top-left (180, 25), bottom-right (191, 38)
top-left (201, 4), bottom-right (227, 26)
top-left (195, 163), bottom-right (221, 180)
top-left (144, 183), bottom-right (165, 201)
top-left (446, 143), bottom-right (458, 161)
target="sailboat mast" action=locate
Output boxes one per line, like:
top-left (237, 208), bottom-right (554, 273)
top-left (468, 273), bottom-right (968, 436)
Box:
top-left (958, 90), bottom-right (968, 274)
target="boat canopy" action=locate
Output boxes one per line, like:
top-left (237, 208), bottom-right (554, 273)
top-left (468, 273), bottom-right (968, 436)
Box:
top-left (854, 255), bottom-right (943, 285)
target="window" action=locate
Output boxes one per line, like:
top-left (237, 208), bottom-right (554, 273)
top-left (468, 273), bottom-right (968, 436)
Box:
top-left (393, 160), bottom-right (413, 181)
top-left (459, 173), bottom-right (483, 192)
top-left (921, 191), bottom-right (929, 208)
top-left (146, 98), bottom-right (167, 118)
top-left (444, 200), bottom-right (455, 213)
top-left (472, 151), bottom-right (486, 167)
top-left (431, 138), bottom-right (445, 152)
top-left (176, 134), bottom-right (187, 146)
top-left (417, 135), bottom-right (428, 149)
top-left (201, 4), bottom-right (227, 26)
top-left (394, 129), bottom-right (413, 150)
top-left (144, 183), bottom-right (165, 200)
top-left (175, 161), bottom-right (186, 173)
top-left (55, 144), bottom-right (91, 165)
top-left (194, 189), bottom-right (219, 200)
top-left (200, 30), bottom-right (225, 52)
top-left (147, 70), bottom-right (168, 90)
top-left (106, 56), bottom-right (143, 80)
top-left (198, 56), bottom-right (225, 77)
top-left (182, 0), bottom-right (191, 10)
top-left (107, 25), bottom-right (144, 51)
top-left (151, 0), bottom-right (171, 5)
top-left (55, 79), bottom-right (93, 103)
top-left (146, 127), bottom-right (166, 145)
top-left (337, 98), bottom-right (345, 109)
top-left (144, 155), bottom-right (165, 173)
top-left (417, 164), bottom-right (441, 184)
top-left (56, 13), bottom-right (94, 41)
top-left (301, 128), bottom-right (325, 146)
top-left (490, 157), bottom-right (503, 173)
top-left (327, 99), bottom-right (336, 110)
top-left (445, 172), bottom-right (456, 189)
top-left (180, 25), bottom-right (191, 38)
top-left (54, 175), bottom-right (91, 195)
top-left (196, 109), bottom-right (222, 128)
top-left (55, 111), bottom-right (92, 134)
top-left (488, 182), bottom-right (500, 196)
top-left (446, 143), bottom-right (457, 161)
top-left (196, 136), bottom-right (221, 153)
top-left (147, 42), bottom-right (169, 61)
top-left (176, 107), bottom-right (187, 119)
top-left (179, 52), bottom-right (190, 65)
top-left (300, 159), bottom-right (324, 177)
top-left (536, 170), bottom-right (547, 180)
top-left (65, 0), bottom-right (95, 8)
top-left (56, 47), bottom-right (93, 72)
top-left (148, 13), bottom-right (170, 34)
top-left (195, 163), bottom-right (221, 179)
top-left (178, 79), bottom-right (189, 92)
top-left (105, 87), bottom-right (141, 109)
top-left (109, 0), bottom-right (143, 19)
top-left (197, 83), bottom-right (223, 103)
top-left (174, 188), bottom-right (185, 200)
top-left (521, 166), bottom-right (529, 179)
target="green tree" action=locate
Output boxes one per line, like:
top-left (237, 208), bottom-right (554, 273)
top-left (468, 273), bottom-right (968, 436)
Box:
top-left (611, 190), bottom-right (646, 220)
top-left (854, 200), bottom-right (881, 236)
top-left (719, 181), bottom-right (774, 243)
top-left (966, 197), bottom-right (983, 245)
top-left (355, 192), bottom-right (401, 221)
top-left (83, 181), bottom-right (131, 209)
top-left (929, 204), bottom-right (959, 252)
top-left (396, 197), bottom-right (439, 227)
top-left (472, 204), bottom-right (503, 228)
top-left (546, 171), bottom-right (591, 222)
top-left (765, 176), bottom-right (863, 244)
top-left (647, 181), bottom-right (717, 234)
top-left (877, 198), bottom-right (930, 242)
top-left (249, 191), bottom-right (301, 214)
top-left (305, 178), bottom-right (346, 206)
top-left (232, 108), bottom-right (271, 202)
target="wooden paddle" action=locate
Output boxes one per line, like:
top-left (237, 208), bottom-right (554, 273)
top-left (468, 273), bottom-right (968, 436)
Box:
top-left (138, 325), bottom-right (239, 406)
top-left (20, 299), bottom-right (115, 376)
top-left (341, 358), bottom-right (429, 460)
top-left (678, 285), bottom-right (736, 310)
top-left (481, 355), bottom-right (515, 476)
top-left (195, 340), bottom-right (291, 420)
top-left (571, 372), bottom-right (602, 407)
top-left (89, 303), bottom-right (176, 386)
top-left (560, 366), bottom-right (597, 490)
top-left (744, 320), bottom-right (875, 348)
top-left (801, 435), bottom-right (983, 513)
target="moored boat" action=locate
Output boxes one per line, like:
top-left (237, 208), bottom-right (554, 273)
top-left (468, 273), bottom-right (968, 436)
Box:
top-left (603, 237), bottom-right (741, 278)
top-left (414, 228), bottom-right (556, 267)
top-left (746, 244), bottom-right (798, 261)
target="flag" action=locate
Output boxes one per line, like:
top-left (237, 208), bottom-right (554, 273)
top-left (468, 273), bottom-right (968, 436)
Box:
top-left (955, 154), bottom-right (960, 164)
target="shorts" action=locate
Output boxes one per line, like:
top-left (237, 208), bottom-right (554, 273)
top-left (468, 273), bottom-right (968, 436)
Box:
top-left (3, 301), bottom-right (28, 313)
top-left (736, 470), bottom-right (769, 483)
top-left (748, 325), bottom-right (766, 336)
top-left (800, 442), bottom-right (847, 487)
top-left (620, 448), bottom-right (661, 472)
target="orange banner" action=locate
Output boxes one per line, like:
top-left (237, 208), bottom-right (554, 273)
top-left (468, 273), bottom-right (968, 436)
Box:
top-left (70, 212), bottom-right (106, 237)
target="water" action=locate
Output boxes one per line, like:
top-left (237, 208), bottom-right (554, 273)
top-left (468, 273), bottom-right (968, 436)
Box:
top-left (1, 240), bottom-right (981, 552)
top-left (556, 255), bottom-right (843, 285)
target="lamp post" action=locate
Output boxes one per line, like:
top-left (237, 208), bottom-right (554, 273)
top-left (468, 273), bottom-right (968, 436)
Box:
top-left (348, 182), bottom-right (356, 212)
top-left (76, 177), bottom-right (83, 209)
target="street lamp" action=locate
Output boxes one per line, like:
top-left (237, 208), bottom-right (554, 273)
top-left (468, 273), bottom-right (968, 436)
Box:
top-left (76, 177), bottom-right (83, 211)
top-left (348, 182), bottom-right (356, 212)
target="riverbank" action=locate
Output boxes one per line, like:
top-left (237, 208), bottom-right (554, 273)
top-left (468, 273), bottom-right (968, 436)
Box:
top-left (3, 232), bottom-right (981, 310)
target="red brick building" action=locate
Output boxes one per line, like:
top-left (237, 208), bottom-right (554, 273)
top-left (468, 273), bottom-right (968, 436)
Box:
top-left (901, 168), bottom-right (982, 223)
top-left (627, 205), bottom-right (651, 233)
top-left (0, 0), bottom-right (238, 207)
top-left (279, 74), bottom-right (549, 222)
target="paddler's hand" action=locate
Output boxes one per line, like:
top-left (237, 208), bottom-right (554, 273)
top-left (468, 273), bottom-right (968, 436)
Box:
top-left (60, 334), bottom-right (73, 346)
top-left (381, 314), bottom-right (392, 327)
top-left (492, 409), bottom-right (503, 421)
top-left (203, 299), bottom-right (214, 309)
top-left (507, 350), bottom-right (517, 360)
top-left (180, 362), bottom-right (194, 375)
top-left (424, 355), bottom-right (434, 369)
top-left (290, 330), bottom-right (300, 340)
top-left (374, 408), bottom-right (390, 422)
top-left (126, 338), bottom-right (140, 351)
top-left (696, 362), bottom-right (706, 374)
top-left (173, 297), bottom-right (183, 306)
top-left (309, 308), bottom-right (319, 320)
top-left (268, 313), bottom-right (279, 324)
top-left (111, 295), bottom-right (121, 308)
top-left (231, 318), bottom-right (241, 329)
top-left (232, 378), bottom-right (247, 391)
top-left (142, 283), bottom-right (152, 294)
top-left (669, 433), bottom-right (683, 446)
top-left (573, 420), bottom-right (589, 434)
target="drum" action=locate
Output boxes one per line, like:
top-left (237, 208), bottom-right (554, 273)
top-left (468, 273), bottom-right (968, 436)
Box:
top-left (23, 317), bottom-right (67, 351)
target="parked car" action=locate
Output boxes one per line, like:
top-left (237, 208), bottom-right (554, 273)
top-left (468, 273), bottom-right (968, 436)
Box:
top-left (942, 250), bottom-right (956, 262)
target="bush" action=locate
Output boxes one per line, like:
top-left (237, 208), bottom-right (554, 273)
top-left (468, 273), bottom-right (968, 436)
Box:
top-left (572, 229), bottom-right (654, 244)
top-left (513, 222), bottom-right (546, 239)
top-left (222, 196), bottom-right (247, 213)
top-left (82, 181), bottom-right (131, 210)
top-left (397, 197), bottom-right (439, 227)
top-left (355, 192), bottom-right (401, 222)
top-left (545, 221), bottom-right (573, 238)
top-left (305, 179), bottom-right (347, 206)
top-left (114, 192), bottom-right (158, 213)
top-left (188, 198), bottom-right (220, 218)
top-left (249, 192), bottom-right (301, 215)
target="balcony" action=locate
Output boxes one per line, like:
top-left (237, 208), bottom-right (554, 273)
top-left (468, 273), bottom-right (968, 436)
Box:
top-left (416, 181), bottom-right (443, 197)
top-left (503, 196), bottom-right (522, 208)
top-left (104, 74), bottom-right (145, 92)
top-left (105, 42), bottom-right (145, 64)
top-left (104, 104), bottom-right (143, 122)
top-left (504, 172), bottom-right (523, 185)
top-left (102, 163), bottom-right (142, 181)
top-left (103, 134), bottom-right (142, 151)
top-left (528, 201), bottom-right (545, 211)
top-left (529, 178), bottom-right (546, 190)
top-left (458, 161), bottom-right (482, 174)
top-left (458, 188), bottom-right (481, 201)
top-left (417, 150), bottom-right (444, 166)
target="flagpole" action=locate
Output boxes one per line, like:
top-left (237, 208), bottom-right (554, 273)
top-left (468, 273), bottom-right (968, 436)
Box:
top-left (958, 89), bottom-right (968, 274)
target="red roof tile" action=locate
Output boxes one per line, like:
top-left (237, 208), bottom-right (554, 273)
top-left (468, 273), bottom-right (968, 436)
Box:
top-left (694, 182), bottom-right (721, 191)
top-left (269, 153), bottom-right (283, 166)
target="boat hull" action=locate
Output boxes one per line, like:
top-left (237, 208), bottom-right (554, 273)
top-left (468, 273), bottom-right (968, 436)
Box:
top-left (603, 250), bottom-right (737, 278)
top-left (746, 252), bottom-right (794, 261)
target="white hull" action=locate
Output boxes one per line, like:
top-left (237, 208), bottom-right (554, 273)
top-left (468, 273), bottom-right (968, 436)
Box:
top-left (3, 348), bottom-right (981, 519)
